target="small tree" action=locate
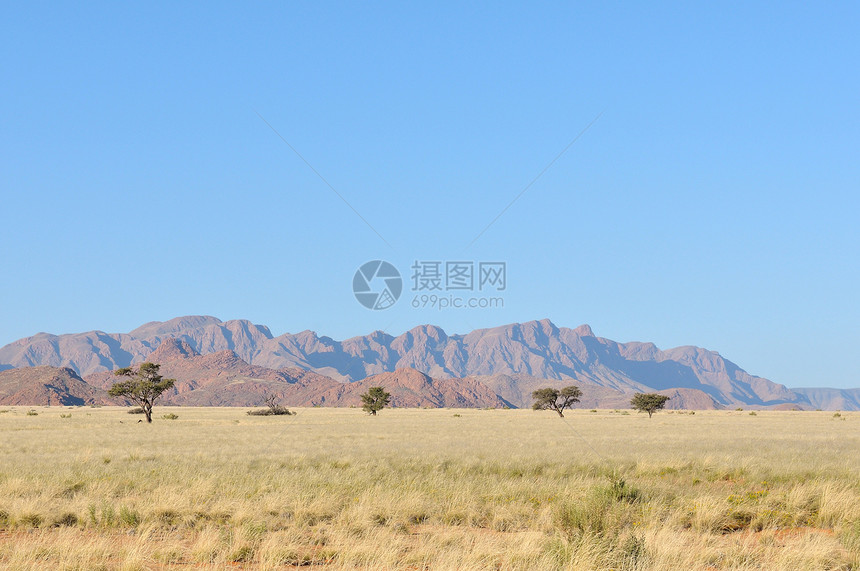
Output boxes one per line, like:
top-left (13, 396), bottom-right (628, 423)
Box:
top-left (108, 362), bottom-right (175, 423)
top-left (630, 393), bottom-right (670, 418)
top-left (532, 386), bottom-right (583, 418)
top-left (361, 386), bottom-right (391, 416)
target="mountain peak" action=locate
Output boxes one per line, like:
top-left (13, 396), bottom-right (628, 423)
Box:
top-left (150, 338), bottom-right (199, 361)
top-left (129, 315), bottom-right (222, 338)
top-left (572, 324), bottom-right (594, 337)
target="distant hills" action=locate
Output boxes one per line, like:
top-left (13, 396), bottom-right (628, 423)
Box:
top-left (0, 366), bottom-right (114, 406)
top-left (0, 316), bottom-right (855, 410)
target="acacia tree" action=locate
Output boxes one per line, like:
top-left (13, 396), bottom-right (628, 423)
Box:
top-left (630, 393), bottom-right (670, 418)
top-left (532, 386), bottom-right (583, 418)
top-left (361, 386), bottom-right (391, 416)
top-left (108, 362), bottom-right (175, 423)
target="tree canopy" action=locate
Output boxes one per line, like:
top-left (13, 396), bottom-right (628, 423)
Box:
top-left (630, 393), bottom-right (670, 418)
top-left (361, 386), bottom-right (391, 415)
top-left (108, 362), bottom-right (175, 423)
top-left (531, 386), bottom-right (583, 418)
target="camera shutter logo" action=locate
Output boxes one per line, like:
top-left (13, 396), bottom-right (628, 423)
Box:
top-left (353, 260), bottom-right (402, 310)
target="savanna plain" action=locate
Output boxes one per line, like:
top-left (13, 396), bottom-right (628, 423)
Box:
top-left (1, 406), bottom-right (859, 570)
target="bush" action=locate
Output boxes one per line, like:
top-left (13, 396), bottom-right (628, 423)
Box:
top-left (230, 545), bottom-right (255, 563)
top-left (119, 506), bottom-right (141, 527)
top-left (602, 476), bottom-right (641, 503)
top-left (18, 513), bottom-right (43, 528)
top-left (247, 407), bottom-right (292, 416)
top-left (248, 394), bottom-right (293, 416)
top-left (127, 407), bottom-right (145, 414)
top-left (51, 512), bottom-right (79, 527)
top-left (161, 413), bottom-right (179, 420)
top-left (26, 410), bottom-right (38, 416)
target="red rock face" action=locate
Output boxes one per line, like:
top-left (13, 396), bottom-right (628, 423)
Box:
top-left (0, 317), bottom-right (825, 409)
top-left (84, 338), bottom-right (342, 407)
top-left (0, 366), bottom-right (117, 406)
top-left (308, 368), bottom-right (508, 409)
top-left (83, 340), bottom-right (508, 409)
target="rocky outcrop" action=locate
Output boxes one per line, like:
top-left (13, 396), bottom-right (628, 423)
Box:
top-left (0, 366), bottom-right (116, 406)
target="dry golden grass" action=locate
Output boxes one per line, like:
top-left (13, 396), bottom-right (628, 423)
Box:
top-left (1, 406), bottom-right (859, 570)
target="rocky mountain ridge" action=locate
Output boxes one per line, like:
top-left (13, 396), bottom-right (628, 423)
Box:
top-left (0, 316), bottom-right (853, 409)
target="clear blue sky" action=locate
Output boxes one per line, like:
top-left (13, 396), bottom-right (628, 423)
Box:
top-left (1, 2), bottom-right (857, 388)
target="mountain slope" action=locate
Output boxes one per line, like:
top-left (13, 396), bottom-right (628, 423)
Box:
top-left (792, 387), bottom-right (860, 411)
top-left (0, 316), bottom-right (834, 408)
top-left (0, 366), bottom-right (115, 406)
top-left (311, 368), bottom-right (509, 409)
top-left (83, 339), bottom-right (507, 408)
top-left (84, 338), bottom-right (342, 407)
top-left (469, 373), bottom-right (722, 410)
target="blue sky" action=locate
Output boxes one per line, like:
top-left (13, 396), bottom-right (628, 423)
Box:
top-left (1, 2), bottom-right (857, 388)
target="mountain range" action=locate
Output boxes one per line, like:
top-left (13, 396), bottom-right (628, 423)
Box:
top-left (0, 316), bottom-right (854, 410)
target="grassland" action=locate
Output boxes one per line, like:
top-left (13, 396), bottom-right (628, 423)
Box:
top-left (1, 406), bottom-right (859, 570)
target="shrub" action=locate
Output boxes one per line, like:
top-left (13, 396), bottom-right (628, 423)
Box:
top-left (161, 413), bottom-right (179, 420)
top-left (157, 509), bottom-right (181, 527)
top-left (60, 413), bottom-right (72, 418)
top-left (26, 410), bottom-right (38, 416)
top-left (248, 394), bottom-right (293, 416)
top-left (51, 512), bottom-right (79, 527)
top-left (119, 506), bottom-right (141, 527)
top-left (127, 407), bottom-right (145, 414)
top-left (61, 482), bottom-right (85, 498)
top-left (601, 476), bottom-right (642, 503)
top-left (230, 545), bottom-right (255, 563)
top-left (18, 513), bottom-right (43, 528)
top-left (247, 407), bottom-right (292, 416)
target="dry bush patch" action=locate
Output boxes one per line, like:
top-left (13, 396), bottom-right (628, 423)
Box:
top-left (0, 407), bottom-right (858, 569)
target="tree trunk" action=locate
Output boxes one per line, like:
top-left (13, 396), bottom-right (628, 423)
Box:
top-left (144, 404), bottom-right (153, 423)
top-left (647, 410), bottom-right (653, 418)
top-left (370, 409), bottom-right (377, 416)
top-left (556, 409), bottom-right (564, 418)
